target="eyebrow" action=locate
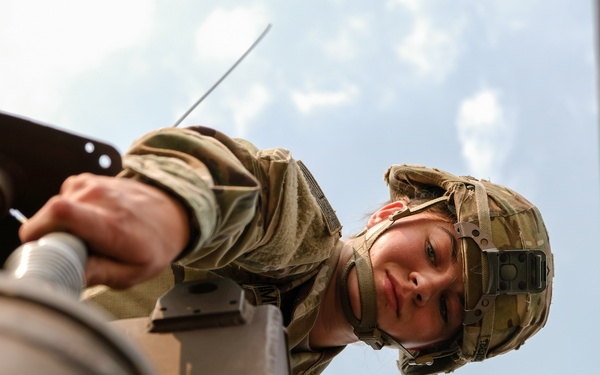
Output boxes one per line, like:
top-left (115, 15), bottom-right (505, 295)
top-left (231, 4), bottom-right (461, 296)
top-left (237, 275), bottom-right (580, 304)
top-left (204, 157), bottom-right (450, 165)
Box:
top-left (439, 226), bottom-right (458, 263)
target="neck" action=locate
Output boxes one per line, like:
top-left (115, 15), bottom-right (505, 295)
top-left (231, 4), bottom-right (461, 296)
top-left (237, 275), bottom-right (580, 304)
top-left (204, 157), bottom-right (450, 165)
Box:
top-left (309, 240), bottom-right (358, 349)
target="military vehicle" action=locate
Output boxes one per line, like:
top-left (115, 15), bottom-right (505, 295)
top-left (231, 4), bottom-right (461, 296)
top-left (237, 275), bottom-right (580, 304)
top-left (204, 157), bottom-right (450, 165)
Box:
top-left (0, 110), bottom-right (290, 375)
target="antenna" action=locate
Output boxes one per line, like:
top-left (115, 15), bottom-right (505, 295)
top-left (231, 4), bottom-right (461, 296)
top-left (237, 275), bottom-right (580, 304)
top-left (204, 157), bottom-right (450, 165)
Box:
top-left (172, 24), bottom-right (272, 128)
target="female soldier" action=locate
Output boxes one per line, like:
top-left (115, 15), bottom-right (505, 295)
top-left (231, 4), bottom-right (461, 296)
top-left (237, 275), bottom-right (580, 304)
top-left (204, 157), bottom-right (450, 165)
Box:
top-left (18, 126), bottom-right (553, 374)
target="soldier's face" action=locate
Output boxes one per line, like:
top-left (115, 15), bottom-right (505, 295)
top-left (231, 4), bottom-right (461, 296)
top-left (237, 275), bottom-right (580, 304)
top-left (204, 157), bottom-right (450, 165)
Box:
top-left (347, 201), bottom-right (464, 349)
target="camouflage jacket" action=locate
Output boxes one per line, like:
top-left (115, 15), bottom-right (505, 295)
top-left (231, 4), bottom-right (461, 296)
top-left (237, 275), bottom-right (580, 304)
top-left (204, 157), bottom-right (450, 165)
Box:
top-left (83, 126), bottom-right (344, 375)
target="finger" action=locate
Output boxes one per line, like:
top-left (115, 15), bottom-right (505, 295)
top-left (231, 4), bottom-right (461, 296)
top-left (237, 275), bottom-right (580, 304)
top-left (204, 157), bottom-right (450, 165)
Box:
top-left (59, 173), bottom-right (102, 195)
top-left (19, 174), bottom-right (105, 242)
top-left (19, 197), bottom-right (78, 242)
top-left (20, 196), bottom-right (140, 264)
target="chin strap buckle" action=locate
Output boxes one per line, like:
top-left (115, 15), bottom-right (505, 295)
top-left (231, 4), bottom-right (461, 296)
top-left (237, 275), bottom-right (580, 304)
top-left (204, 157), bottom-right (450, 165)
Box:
top-left (354, 327), bottom-right (385, 350)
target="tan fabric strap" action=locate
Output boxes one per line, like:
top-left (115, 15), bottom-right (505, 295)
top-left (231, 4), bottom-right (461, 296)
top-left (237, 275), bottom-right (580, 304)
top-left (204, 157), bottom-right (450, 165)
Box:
top-left (471, 181), bottom-right (495, 360)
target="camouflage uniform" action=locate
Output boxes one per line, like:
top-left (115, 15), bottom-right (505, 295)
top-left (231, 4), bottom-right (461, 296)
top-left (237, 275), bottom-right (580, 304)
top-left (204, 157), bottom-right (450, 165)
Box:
top-left (84, 126), bottom-right (344, 375)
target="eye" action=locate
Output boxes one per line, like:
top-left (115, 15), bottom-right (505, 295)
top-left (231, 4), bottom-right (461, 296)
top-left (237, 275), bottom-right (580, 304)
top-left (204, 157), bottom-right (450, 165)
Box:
top-left (440, 295), bottom-right (448, 323)
top-left (425, 242), bottom-right (437, 264)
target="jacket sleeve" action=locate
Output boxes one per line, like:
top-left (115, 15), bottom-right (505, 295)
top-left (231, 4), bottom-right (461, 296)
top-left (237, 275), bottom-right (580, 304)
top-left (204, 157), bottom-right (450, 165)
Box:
top-left (120, 126), bottom-right (340, 277)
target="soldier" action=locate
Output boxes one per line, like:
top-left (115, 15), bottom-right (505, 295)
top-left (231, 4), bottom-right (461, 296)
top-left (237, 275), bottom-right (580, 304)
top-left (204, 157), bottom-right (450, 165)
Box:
top-left (18, 126), bottom-right (553, 374)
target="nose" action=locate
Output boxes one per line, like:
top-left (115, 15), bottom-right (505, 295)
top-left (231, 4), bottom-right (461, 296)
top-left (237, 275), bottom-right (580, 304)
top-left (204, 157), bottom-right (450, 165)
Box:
top-left (409, 271), bottom-right (447, 307)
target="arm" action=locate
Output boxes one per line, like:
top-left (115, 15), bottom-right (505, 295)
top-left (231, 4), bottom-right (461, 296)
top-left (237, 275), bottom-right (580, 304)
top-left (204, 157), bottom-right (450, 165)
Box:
top-left (20, 126), bottom-right (261, 288)
top-left (20, 126), bottom-right (338, 288)
top-left (121, 126), bottom-right (340, 279)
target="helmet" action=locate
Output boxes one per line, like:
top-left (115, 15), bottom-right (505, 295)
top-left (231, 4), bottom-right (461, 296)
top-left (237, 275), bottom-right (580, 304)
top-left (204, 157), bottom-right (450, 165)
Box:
top-left (338, 164), bottom-right (554, 375)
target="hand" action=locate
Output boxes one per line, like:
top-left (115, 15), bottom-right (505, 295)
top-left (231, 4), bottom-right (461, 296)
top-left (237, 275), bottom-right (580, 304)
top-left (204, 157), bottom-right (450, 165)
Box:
top-left (19, 173), bottom-right (190, 289)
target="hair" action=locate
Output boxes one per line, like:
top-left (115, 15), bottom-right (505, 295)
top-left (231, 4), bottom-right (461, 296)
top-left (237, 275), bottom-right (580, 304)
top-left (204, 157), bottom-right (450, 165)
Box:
top-left (392, 185), bottom-right (457, 224)
top-left (360, 187), bottom-right (456, 230)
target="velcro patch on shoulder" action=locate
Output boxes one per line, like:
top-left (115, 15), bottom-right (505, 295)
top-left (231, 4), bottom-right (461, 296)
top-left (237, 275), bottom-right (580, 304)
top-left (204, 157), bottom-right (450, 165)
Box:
top-left (297, 160), bottom-right (342, 236)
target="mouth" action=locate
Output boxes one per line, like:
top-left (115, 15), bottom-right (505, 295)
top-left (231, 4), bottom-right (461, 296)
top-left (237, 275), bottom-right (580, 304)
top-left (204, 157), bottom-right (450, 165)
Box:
top-left (384, 272), bottom-right (401, 318)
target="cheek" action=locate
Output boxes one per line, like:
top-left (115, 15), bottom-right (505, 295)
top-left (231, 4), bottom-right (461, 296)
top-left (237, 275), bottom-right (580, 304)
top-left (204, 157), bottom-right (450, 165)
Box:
top-left (369, 244), bottom-right (399, 270)
top-left (370, 234), bottom-right (422, 269)
top-left (412, 314), bottom-right (442, 342)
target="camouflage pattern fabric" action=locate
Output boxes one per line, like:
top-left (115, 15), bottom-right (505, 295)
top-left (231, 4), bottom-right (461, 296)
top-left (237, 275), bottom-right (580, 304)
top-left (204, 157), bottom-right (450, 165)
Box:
top-left (83, 126), bottom-right (343, 375)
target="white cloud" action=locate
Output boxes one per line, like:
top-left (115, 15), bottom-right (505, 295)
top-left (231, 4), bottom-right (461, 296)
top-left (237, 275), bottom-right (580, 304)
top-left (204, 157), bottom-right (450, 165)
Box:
top-left (186, 7), bottom-right (272, 137)
top-left (320, 15), bottom-right (371, 61)
top-left (231, 83), bottom-right (271, 137)
top-left (291, 84), bottom-right (359, 114)
top-left (389, 0), bottom-right (464, 82)
top-left (456, 88), bottom-right (515, 178)
top-left (195, 7), bottom-right (270, 62)
top-left (387, 0), bottom-right (421, 12)
top-left (179, 82), bottom-right (271, 138)
top-left (0, 0), bottom-right (154, 119)
top-left (475, 0), bottom-right (537, 32)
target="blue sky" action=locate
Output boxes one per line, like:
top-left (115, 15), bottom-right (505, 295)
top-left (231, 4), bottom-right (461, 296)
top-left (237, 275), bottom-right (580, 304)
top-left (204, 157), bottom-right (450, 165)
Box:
top-left (1, 1), bottom-right (598, 374)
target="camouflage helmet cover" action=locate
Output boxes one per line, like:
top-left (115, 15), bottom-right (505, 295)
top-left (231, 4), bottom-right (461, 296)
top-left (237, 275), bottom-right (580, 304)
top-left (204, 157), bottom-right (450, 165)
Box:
top-left (384, 164), bottom-right (554, 375)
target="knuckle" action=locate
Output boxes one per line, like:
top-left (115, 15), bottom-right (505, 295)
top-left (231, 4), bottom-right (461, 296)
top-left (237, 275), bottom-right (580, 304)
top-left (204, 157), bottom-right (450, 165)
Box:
top-left (62, 173), bottom-right (105, 196)
top-left (44, 196), bottom-right (75, 220)
top-left (62, 173), bottom-right (91, 191)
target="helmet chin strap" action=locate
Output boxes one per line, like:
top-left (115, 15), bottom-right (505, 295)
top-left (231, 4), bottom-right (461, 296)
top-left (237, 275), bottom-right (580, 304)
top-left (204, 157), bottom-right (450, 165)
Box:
top-left (338, 210), bottom-right (414, 356)
top-left (338, 197), bottom-right (449, 358)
